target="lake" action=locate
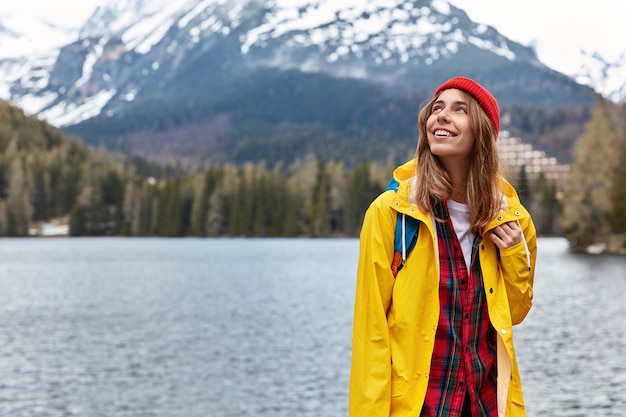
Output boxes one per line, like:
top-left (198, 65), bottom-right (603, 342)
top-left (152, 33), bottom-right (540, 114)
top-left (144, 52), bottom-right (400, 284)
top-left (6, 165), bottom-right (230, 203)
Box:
top-left (0, 237), bottom-right (623, 416)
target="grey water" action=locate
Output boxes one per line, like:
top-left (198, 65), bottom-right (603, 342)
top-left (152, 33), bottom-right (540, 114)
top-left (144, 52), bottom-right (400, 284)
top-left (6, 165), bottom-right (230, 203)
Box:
top-left (0, 237), bottom-right (623, 416)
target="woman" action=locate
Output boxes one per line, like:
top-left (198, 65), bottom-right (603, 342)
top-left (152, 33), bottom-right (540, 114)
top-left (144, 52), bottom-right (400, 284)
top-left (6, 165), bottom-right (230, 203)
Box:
top-left (349, 76), bottom-right (537, 417)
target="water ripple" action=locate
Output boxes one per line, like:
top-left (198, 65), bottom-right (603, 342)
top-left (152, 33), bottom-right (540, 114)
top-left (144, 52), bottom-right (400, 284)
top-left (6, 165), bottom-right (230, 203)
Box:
top-left (0, 237), bottom-right (623, 416)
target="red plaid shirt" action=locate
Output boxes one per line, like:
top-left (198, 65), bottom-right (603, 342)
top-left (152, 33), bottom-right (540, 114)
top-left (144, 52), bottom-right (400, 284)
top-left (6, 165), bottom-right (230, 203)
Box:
top-left (421, 199), bottom-right (498, 417)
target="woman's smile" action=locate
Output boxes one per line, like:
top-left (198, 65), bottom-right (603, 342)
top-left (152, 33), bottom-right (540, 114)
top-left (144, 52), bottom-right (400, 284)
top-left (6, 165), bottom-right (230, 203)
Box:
top-left (433, 129), bottom-right (457, 138)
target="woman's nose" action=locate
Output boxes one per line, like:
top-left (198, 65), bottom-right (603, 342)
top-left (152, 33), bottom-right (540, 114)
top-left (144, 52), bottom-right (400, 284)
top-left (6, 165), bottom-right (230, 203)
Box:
top-left (437, 108), bottom-right (451, 122)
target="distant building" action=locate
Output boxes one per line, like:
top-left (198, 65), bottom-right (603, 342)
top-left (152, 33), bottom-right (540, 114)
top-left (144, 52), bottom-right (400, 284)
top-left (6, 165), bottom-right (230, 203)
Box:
top-left (28, 220), bottom-right (70, 237)
top-left (41, 223), bottom-right (70, 237)
top-left (497, 132), bottom-right (569, 193)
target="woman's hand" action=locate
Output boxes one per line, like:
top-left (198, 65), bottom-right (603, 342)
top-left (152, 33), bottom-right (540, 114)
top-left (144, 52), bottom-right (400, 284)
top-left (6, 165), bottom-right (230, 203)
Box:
top-left (489, 221), bottom-right (523, 250)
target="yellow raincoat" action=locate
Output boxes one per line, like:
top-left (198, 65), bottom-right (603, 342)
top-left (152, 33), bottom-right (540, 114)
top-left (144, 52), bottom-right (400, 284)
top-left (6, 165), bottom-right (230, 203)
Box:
top-left (350, 159), bottom-right (537, 417)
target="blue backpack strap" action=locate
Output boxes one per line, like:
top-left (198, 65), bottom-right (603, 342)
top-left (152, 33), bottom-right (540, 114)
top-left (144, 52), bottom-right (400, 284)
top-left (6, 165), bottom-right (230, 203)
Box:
top-left (387, 177), bottom-right (420, 277)
top-left (391, 213), bottom-right (420, 277)
top-left (386, 177), bottom-right (400, 192)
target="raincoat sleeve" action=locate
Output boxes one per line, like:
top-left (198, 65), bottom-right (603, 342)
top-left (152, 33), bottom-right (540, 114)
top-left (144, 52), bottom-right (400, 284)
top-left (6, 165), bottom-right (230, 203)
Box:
top-left (498, 214), bottom-right (537, 325)
top-left (349, 192), bottom-right (397, 417)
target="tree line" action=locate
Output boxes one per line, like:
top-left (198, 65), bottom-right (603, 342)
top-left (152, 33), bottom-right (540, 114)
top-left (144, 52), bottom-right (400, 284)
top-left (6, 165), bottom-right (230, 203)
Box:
top-left (2, 97), bottom-right (614, 244)
top-left (0, 101), bottom-right (390, 237)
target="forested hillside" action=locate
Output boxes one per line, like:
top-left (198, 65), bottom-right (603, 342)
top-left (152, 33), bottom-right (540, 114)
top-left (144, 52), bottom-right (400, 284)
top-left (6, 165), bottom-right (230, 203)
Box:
top-left (0, 100), bottom-right (390, 237)
top-left (64, 68), bottom-right (593, 167)
top-left (4, 94), bottom-right (621, 244)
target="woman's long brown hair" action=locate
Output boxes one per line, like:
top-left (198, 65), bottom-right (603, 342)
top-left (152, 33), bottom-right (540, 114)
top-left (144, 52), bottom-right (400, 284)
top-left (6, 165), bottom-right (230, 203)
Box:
top-left (412, 90), bottom-right (502, 232)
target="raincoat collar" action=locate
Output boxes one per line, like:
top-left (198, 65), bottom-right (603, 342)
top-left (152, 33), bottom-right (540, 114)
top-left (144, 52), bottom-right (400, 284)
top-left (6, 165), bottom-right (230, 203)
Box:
top-left (387, 159), bottom-right (528, 227)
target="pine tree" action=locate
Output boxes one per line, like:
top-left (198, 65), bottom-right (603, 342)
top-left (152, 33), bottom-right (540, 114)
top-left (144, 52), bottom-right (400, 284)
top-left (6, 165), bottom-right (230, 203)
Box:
top-left (531, 173), bottom-right (559, 236)
top-left (7, 158), bottom-right (33, 236)
top-left (327, 160), bottom-right (346, 233)
top-left (0, 200), bottom-right (7, 236)
top-left (287, 154), bottom-right (319, 236)
top-left (206, 185), bottom-right (225, 237)
top-left (309, 156), bottom-right (331, 236)
top-left (343, 159), bottom-right (382, 236)
top-left (189, 173), bottom-right (207, 236)
top-left (122, 180), bottom-right (141, 236)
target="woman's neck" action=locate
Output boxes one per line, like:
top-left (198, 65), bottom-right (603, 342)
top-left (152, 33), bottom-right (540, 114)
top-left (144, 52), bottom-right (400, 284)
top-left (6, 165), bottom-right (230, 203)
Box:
top-left (443, 160), bottom-right (470, 204)
top-left (449, 190), bottom-right (467, 204)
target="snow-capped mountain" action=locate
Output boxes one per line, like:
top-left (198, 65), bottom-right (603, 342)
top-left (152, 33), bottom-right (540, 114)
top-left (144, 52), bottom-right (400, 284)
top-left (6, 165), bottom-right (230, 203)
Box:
top-left (0, 12), bottom-right (77, 59)
top-left (0, 11), bottom-right (79, 114)
top-left (572, 50), bottom-right (626, 104)
top-left (0, 0), bottom-right (602, 131)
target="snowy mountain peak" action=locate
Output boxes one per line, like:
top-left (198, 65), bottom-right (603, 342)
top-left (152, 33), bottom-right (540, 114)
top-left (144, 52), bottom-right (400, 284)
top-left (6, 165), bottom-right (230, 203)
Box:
top-left (240, 0), bottom-right (523, 70)
top-left (573, 49), bottom-right (626, 103)
top-left (0, 0), bottom-right (617, 129)
top-left (0, 13), bottom-right (78, 59)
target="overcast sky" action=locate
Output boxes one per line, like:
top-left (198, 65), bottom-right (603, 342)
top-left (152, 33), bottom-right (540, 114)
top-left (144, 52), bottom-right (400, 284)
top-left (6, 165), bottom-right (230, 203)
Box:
top-left (1, 0), bottom-right (624, 76)
top-left (449, 0), bottom-right (626, 74)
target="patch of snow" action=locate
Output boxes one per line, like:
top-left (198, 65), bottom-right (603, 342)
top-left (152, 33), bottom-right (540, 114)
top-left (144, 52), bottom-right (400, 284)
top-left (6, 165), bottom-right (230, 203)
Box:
top-left (76, 40), bottom-right (106, 87)
top-left (14, 92), bottom-right (58, 115)
top-left (0, 14), bottom-right (77, 59)
top-left (38, 89), bottom-right (116, 127)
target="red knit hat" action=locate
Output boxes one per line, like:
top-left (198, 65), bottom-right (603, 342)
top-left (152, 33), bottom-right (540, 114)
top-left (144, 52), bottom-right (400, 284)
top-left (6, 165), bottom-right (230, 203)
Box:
top-left (433, 76), bottom-right (500, 136)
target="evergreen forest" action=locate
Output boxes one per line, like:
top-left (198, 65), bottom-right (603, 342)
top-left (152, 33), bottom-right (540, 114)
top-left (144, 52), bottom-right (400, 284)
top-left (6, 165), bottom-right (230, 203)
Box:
top-left (1, 98), bottom-right (625, 252)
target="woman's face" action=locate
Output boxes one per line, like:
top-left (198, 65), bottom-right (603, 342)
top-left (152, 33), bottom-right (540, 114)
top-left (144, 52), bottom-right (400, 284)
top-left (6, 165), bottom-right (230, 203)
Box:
top-left (425, 88), bottom-right (475, 164)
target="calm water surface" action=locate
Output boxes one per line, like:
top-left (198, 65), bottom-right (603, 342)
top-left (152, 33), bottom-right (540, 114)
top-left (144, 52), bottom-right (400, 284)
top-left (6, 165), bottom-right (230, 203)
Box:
top-left (0, 237), bottom-right (624, 416)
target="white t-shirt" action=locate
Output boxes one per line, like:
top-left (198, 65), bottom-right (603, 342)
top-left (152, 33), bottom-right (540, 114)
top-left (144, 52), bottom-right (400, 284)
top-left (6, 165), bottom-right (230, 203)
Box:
top-left (447, 199), bottom-right (474, 271)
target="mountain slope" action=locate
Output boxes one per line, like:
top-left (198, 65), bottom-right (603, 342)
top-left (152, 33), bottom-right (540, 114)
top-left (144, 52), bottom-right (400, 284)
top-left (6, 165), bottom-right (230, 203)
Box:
top-left (0, 0), bottom-right (600, 166)
top-left (1, 0), bottom-right (598, 124)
